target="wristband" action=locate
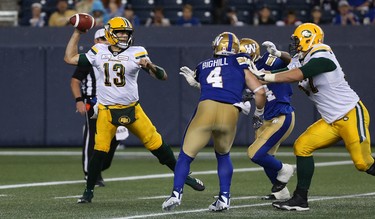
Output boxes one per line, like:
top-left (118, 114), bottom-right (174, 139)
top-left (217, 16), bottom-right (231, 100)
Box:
top-left (264, 74), bottom-right (276, 82)
top-left (75, 97), bottom-right (83, 102)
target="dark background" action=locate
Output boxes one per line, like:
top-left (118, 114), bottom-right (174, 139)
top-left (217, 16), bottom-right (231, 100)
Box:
top-left (0, 25), bottom-right (374, 147)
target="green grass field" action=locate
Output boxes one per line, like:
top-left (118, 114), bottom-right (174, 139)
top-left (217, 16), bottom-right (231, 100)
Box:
top-left (1, 146), bottom-right (374, 219)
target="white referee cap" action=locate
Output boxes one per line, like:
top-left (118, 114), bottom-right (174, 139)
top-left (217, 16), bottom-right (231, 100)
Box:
top-left (94, 28), bottom-right (105, 39)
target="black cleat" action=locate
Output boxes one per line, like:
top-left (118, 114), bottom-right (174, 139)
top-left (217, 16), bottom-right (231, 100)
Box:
top-left (185, 175), bottom-right (205, 191)
top-left (271, 180), bottom-right (286, 193)
top-left (95, 176), bottom-right (105, 187)
top-left (272, 192), bottom-right (309, 211)
top-left (77, 189), bottom-right (94, 203)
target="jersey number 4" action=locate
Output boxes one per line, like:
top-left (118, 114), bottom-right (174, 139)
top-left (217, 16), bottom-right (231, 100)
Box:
top-left (207, 67), bottom-right (223, 88)
top-left (103, 63), bottom-right (125, 87)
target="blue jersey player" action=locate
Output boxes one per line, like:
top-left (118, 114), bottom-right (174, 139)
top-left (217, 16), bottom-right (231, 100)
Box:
top-left (240, 38), bottom-right (296, 200)
top-left (162, 32), bottom-right (266, 212)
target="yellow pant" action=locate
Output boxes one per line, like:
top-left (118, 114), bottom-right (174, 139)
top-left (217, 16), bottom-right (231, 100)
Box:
top-left (294, 101), bottom-right (373, 171)
top-left (182, 100), bottom-right (239, 157)
top-left (95, 103), bottom-right (162, 152)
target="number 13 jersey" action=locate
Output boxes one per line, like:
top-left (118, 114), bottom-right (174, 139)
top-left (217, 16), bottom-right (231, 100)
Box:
top-left (84, 43), bottom-right (150, 106)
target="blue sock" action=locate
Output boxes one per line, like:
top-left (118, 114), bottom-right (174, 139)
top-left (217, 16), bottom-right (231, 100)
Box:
top-left (216, 151), bottom-right (233, 195)
top-left (252, 152), bottom-right (282, 184)
top-left (173, 150), bottom-right (194, 192)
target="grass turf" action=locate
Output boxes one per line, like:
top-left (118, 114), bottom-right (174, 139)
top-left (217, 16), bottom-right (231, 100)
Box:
top-left (0, 146), bottom-right (374, 218)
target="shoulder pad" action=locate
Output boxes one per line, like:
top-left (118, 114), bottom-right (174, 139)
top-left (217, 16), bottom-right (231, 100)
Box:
top-left (132, 46), bottom-right (148, 59)
top-left (236, 56), bottom-right (250, 65)
top-left (309, 44), bottom-right (332, 55)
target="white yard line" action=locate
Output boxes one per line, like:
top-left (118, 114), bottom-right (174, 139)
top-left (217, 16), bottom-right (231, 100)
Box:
top-left (114, 192), bottom-right (375, 219)
top-left (0, 160), bottom-right (353, 190)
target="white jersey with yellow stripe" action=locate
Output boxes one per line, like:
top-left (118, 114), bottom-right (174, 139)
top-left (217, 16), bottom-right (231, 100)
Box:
top-left (298, 43), bottom-right (359, 124)
top-left (85, 43), bottom-right (150, 105)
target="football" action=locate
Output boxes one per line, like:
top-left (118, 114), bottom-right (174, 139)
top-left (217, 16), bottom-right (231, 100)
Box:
top-left (69, 13), bottom-right (96, 32)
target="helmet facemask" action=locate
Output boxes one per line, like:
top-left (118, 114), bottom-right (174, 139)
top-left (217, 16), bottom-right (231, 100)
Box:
top-left (111, 30), bottom-right (133, 49)
top-left (289, 36), bottom-right (300, 57)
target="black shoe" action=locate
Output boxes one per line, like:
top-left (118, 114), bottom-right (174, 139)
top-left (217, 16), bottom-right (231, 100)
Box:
top-left (271, 180), bottom-right (286, 193)
top-left (95, 176), bottom-right (105, 187)
top-left (185, 175), bottom-right (205, 191)
top-left (272, 192), bottom-right (309, 211)
top-left (77, 189), bottom-right (94, 203)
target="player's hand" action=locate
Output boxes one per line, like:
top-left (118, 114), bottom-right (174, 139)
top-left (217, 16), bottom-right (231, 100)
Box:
top-left (76, 101), bottom-right (86, 115)
top-left (248, 61), bottom-right (266, 81)
top-left (252, 107), bottom-right (264, 129)
top-left (179, 66), bottom-right (200, 89)
top-left (138, 58), bottom-right (153, 69)
top-left (252, 115), bottom-right (264, 129)
top-left (262, 41), bottom-right (281, 57)
top-left (233, 101), bottom-right (251, 115)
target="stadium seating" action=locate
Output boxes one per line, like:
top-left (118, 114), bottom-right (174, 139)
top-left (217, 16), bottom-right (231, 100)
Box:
top-left (158, 0), bottom-right (184, 9)
top-left (193, 9), bottom-right (212, 24)
top-left (184, 0), bottom-right (212, 10)
top-left (129, 0), bottom-right (156, 10)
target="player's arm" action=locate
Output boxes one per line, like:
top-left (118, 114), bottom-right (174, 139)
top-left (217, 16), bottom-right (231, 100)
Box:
top-left (260, 57), bottom-right (337, 83)
top-left (138, 58), bottom-right (168, 80)
top-left (244, 69), bottom-right (266, 110)
top-left (71, 78), bottom-right (86, 115)
top-left (64, 29), bottom-right (83, 65)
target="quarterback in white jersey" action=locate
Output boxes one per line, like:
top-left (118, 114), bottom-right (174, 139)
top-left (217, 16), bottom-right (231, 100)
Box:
top-left (250, 23), bottom-right (374, 211)
top-left (86, 43), bottom-right (149, 106)
top-left (64, 17), bottom-right (205, 204)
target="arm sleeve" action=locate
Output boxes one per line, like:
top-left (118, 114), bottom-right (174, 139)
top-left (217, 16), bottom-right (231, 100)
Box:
top-left (299, 57), bottom-right (337, 78)
top-left (72, 65), bottom-right (92, 81)
top-left (78, 54), bottom-right (92, 67)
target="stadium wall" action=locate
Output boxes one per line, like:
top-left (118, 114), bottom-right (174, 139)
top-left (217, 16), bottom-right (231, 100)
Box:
top-left (0, 26), bottom-right (374, 147)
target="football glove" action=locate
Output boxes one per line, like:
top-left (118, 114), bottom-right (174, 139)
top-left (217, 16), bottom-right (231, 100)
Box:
top-left (248, 61), bottom-right (266, 80)
top-left (233, 101), bottom-right (251, 115)
top-left (252, 107), bottom-right (264, 130)
top-left (262, 41), bottom-right (281, 57)
top-left (179, 66), bottom-right (200, 89)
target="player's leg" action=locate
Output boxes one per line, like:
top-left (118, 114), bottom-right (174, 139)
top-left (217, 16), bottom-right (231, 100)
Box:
top-left (339, 102), bottom-right (374, 174)
top-left (78, 104), bottom-right (117, 203)
top-left (248, 113), bottom-right (295, 200)
top-left (127, 103), bottom-right (205, 192)
top-left (209, 102), bottom-right (239, 211)
top-left (273, 119), bottom-right (340, 211)
top-left (162, 100), bottom-right (215, 211)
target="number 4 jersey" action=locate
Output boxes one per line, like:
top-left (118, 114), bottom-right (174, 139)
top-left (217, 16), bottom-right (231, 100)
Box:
top-left (195, 54), bottom-right (250, 104)
top-left (83, 43), bottom-right (149, 105)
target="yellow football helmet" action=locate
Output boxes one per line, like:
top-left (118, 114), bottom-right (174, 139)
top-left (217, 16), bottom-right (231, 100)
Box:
top-left (104, 17), bottom-right (133, 49)
top-left (290, 23), bottom-right (324, 54)
top-left (239, 38), bottom-right (260, 62)
top-left (212, 32), bottom-right (240, 56)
